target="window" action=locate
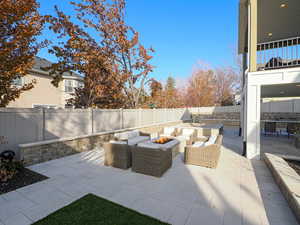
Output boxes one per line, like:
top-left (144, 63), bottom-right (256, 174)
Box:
top-left (65, 80), bottom-right (74, 93)
top-left (12, 77), bottom-right (23, 87)
top-left (77, 81), bottom-right (84, 88)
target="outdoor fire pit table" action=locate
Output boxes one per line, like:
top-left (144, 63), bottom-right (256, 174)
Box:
top-left (131, 138), bottom-right (180, 177)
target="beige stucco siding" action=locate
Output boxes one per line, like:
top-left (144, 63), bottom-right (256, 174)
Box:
top-left (8, 73), bottom-right (64, 108)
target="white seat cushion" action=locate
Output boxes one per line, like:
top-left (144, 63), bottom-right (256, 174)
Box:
top-left (109, 140), bottom-right (127, 145)
top-left (204, 135), bottom-right (218, 146)
top-left (127, 136), bottom-right (149, 146)
top-left (192, 142), bottom-right (204, 148)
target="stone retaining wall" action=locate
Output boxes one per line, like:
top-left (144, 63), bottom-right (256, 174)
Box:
top-left (20, 121), bottom-right (182, 166)
top-left (263, 153), bottom-right (300, 223)
top-left (192, 112), bottom-right (300, 127)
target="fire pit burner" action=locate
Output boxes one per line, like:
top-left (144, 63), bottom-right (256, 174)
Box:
top-left (153, 137), bottom-right (173, 144)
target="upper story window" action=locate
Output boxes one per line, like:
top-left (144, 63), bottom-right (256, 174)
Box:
top-left (76, 81), bottom-right (84, 88)
top-left (64, 79), bottom-right (84, 93)
top-left (65, 80), bottom-right (74, 93)
top-left (12, 77), bottom-right (23, 87)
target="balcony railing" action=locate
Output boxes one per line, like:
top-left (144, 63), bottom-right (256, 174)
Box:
top-left (257, 37), bottom-right (300, 71)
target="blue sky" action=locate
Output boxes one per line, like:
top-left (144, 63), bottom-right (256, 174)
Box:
top-left (37, 0), bottom-right (239, 85)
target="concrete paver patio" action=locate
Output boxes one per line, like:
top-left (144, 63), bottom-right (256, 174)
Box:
top-left (0, 128), bottom-right (299, 225)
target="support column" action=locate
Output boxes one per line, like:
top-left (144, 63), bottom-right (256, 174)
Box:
top-left (248, 0), bottom-right (257, 72)
top-left (241, 53), bottom-right (248, 156)
top-left (246, 83), bottom-right (261, 159)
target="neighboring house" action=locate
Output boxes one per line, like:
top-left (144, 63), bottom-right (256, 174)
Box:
top-left (7, 57), bottom-right (84, 109)
top-left (239, 0), bottom-right (300, 159)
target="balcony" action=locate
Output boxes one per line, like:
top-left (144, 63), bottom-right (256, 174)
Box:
top-left (257, 37), bottom-right (300, 71)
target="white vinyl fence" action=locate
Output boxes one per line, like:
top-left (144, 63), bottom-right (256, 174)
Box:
top-left (1, 100), bottom-right (299, 155)
top-left (0, 108), bottom-right (190, 154)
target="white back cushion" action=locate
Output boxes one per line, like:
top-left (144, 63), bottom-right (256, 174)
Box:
top-left (129, 130), bottom-right (139, 139)
top-left (192, 142), bottom-right (204, 148)
top-left (115, 130), bottom-right (139, 140)
top-left (204, 135), bottom-right (218, 146)
top-left (164, 127), bottom-right (175, 135)
top-left (182, 129), bottom-right (194, 136)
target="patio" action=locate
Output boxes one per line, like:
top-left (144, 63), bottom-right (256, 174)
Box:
top-left (0, 128), bottom-right (298, 225)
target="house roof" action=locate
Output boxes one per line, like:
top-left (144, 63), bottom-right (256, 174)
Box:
top-left (238, 0), bottom-right (300, 54)
top-left (31, 57), bottom-right (83, 80)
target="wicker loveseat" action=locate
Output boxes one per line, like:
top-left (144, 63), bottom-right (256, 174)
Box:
top-left (184, 135), bottom-right (223, 169)
top-left (104, 130), bottom-right (150, 169)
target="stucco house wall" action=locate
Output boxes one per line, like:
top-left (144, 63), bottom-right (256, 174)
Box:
top-left (8, 72), bottom-right (65, 108)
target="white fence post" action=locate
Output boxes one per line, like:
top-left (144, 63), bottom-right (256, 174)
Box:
top-left (42, 108), bottom-right (46, 141)
top-left (91, 108), bottom-right (94, 134)
top-left (119, 108), bottom-right (123, 129)
top-left (139, 108), bottom-right (142, 126)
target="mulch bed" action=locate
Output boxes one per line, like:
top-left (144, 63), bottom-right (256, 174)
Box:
top-left (286, 160), bottom-right (300, 176)
top-left (0, 168), bottom-right (48, 195)
top-left (32, 194), bottom-right (170, 225)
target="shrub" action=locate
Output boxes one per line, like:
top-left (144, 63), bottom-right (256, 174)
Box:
top-left (0, 156), bottom-right (23, 182)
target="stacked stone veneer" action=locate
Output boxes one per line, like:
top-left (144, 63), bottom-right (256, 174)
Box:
top-left (262, 112), bottom-right (300, 121)
top-left (264, 153), bottom-right (300, 223)
top-left (20, 121), bottom-right (182, 166)
top-left (192, 113), bottom-right (240, 127)
top-left (192, 112), bottom-right (300, 127)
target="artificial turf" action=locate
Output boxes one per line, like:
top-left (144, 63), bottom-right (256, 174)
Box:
top-left (32, 194), bottom-right (170, 225)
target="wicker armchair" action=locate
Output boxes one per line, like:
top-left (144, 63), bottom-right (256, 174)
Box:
top-left (184, 135), bottom-right (223, 169)
top-left (104, 131), bottom-right (150, 169)
top-left (104, 142), bottom-right (131, 169)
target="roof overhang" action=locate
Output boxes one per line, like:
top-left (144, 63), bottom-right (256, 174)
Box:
top-left (238, 0), bottom-right (300, 54)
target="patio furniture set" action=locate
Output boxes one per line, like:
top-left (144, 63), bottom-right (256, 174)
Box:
top-left (263, 120), bottom-right (300, 138)
top-left (103, 125), bottom-right (223, 177)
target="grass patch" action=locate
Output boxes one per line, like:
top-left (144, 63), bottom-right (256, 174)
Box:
top-left (33, 194), bottom-right (170, 225)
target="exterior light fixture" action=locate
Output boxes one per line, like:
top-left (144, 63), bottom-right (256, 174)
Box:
top-left (268, 33), bottom-right (273, 37)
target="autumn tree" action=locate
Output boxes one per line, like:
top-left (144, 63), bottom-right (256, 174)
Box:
top-left (214, 67), bottom-right (239, 106)
top-left (147, 79), bottom-right (163, 108)
top-left (61, 0), bottom-right (153, 108)
top-left (163, 76), bottom-right (182, 108)
top-left (185, 68), bottom-right (215, 107)
top-left (150, 79), bottom-right (163, 98)
top-left (45, 5), bottom-right (125, 108)
top-left (0, 0), bottom-right (45, 107)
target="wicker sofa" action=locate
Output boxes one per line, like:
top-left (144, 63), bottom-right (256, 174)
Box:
top-left (104, 130), bottom-right (150, 169)
top-left (184, 135), bottom-right (223, 169)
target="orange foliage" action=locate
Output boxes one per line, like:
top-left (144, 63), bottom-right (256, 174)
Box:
top-left (0, 0), bottom-right (45, 107)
